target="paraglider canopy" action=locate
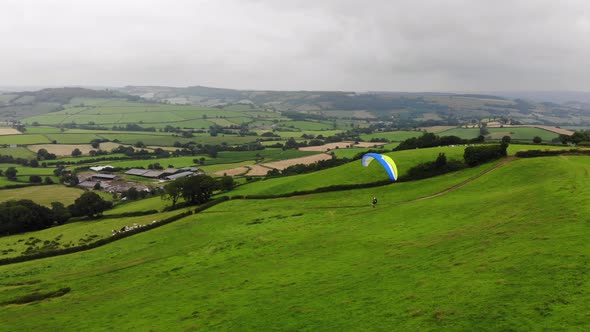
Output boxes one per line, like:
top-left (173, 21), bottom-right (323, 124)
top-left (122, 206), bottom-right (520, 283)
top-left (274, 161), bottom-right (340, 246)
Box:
top-left (361, 153), bottom-right (398, 181)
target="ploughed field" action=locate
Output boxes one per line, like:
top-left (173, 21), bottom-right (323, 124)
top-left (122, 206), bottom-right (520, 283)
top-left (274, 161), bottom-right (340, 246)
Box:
top-left (1, 155), bottom-right (589, 331)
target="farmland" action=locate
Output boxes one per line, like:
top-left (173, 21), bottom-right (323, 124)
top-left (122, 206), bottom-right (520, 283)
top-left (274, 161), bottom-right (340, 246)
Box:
top-left (1, 155), bottom-right (589, 330)
top-left (438, 127), bottom-right (560, 142)
top-left (0, 185), bottom-right (83, 207)
top-left (1, 88), bottom-right (590, 331)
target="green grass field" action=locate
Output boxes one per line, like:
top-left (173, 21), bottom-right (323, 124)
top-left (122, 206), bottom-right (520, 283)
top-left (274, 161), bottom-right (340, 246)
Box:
top-left (0, 147), bottom-right (35, 159)
top-left (439, 127), bottom-right (559, 142)
top-left (1, 155), bottom-right (589, 330)
top-left (0, 185), bottom-right (83, 207)
top-left (360, 131), bottom-right (423, 142)
top-left (0, 134), bottom-right (51, 145)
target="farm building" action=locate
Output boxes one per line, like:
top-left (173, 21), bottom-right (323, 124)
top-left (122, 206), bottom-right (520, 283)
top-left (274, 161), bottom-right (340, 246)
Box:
top-left (164, 171), bottom-right (194, 181)
top-left (142, 170), bottom-right (165, 178)
top-left (90, 165), bottom-right (115, 172)
top-left (92, 174), bottom-right (118, 181)
top-left (124, 167), bottom-right (188, 179)
top-left (125, 168), bottom-right (149, 176)
top-left (179, 166), bottom-right (200, 172)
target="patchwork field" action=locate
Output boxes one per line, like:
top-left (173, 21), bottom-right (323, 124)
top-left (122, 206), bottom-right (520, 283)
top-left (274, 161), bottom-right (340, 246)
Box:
top-left (27, 142), bottom-right (122, 156)
top-left (1, 89), bottom-right (589, 331)
top-left (1, 155), bottom-right (589, 330)
top-left (214, 153), bottom-right (334, 176)
top-left (439, 127), bottom-right (559, 141)
top-left (0, 128), bottom-right (21, 135)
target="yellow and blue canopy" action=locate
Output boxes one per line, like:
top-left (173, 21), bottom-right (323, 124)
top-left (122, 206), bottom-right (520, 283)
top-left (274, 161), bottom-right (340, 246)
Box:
top-left (361, 153), bottom-right (398, 181)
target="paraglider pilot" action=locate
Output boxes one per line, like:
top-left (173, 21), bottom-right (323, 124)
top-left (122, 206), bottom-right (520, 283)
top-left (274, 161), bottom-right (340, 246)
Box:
top-left (372, 197), bottom-right (378, 208)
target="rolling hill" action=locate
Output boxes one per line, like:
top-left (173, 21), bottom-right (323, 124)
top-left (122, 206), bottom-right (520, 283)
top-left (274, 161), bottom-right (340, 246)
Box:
top-left (1, 152), bottom-right (589, 331)
top-left (118, 86), bottom-right (590, 126)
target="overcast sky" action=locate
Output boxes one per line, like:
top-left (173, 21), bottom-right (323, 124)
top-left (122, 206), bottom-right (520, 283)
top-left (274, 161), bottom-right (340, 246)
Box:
top-left (1, 0), bottom-right (590, 92)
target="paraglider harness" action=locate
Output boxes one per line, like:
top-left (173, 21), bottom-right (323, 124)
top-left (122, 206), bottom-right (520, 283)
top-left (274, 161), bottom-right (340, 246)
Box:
top-left (372, 197), bottom-right (378, 208)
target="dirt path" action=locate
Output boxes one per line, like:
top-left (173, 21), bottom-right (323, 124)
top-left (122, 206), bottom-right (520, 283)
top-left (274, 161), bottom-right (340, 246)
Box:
top-left (412, 157), bottom-right (515, 202)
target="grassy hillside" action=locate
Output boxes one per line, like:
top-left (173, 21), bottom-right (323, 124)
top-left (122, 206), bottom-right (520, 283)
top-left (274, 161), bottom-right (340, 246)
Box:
top-left (440, 127), bottom-right (559, 142)
top-left (0, 156), bottom-right (589, 330)
top-left (228, 144), bottom-right (571, 196)
top-left (0, 185), bottom-right (83, 207)
top-left (118, 86), bottom-right (590, 126)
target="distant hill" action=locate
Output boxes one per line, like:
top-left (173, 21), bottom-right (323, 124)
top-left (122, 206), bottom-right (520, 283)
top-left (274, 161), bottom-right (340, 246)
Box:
top-left (493, 90), bottom-right (590, 104)
top-left (3, 85), bottom-right (590, 127)
top-left (118, 85), bottom-right (590, 126)
top-left (0, 87), bottom-right (142, 121)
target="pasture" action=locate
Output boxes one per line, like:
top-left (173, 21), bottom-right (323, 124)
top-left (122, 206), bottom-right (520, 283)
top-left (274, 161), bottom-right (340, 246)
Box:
top-left (0, 134), bottom-right (51, 145)
top-left (0, 185), bottom-right (83, 207)
top-left (438, 127), bottom-right (559, 142)
top-left (0, 147), bottom-right (35, 159)
top-left (21, 100), bottom-right (324, 134)
top-left (0, 128), bottom-right (21, 135)
top-left (27, 143), bottom-right (122, 157)
top-left (1, 156), bottom-right (589, 330)
top-left (360, 131), bottom-right (422, 142)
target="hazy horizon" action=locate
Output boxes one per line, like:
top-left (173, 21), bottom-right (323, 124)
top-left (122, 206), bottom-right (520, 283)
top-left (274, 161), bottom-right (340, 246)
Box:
top-left (2, 0), bottom-right (590, 92)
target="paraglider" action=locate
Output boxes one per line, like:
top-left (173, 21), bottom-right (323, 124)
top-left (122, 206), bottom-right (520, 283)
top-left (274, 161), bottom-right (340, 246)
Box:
top-left (361, 153), bottom-right (398, 182)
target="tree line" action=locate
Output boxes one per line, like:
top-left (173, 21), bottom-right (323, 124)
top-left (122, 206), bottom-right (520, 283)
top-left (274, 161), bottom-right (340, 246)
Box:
top-left (0, 191), bottom-right (113, 236)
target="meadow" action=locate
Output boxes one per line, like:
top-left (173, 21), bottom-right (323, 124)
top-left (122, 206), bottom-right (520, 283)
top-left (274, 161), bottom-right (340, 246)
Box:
top-left (229, 144), bottom-right (565, 196)
top-left (0, 185), bottom-right (83, 207)
top-left (0, 93), bottom-right (588, 330)
top-left (22, 99), bottom-right (281, 129)
top-left (360, 130), bottom-right (422, 142)
top-left (0, 147), bottom-right (35, 159)
top-left (438, 127), bottom-right (559, 142)
top-left (0, 155), bottom-right (588, 330)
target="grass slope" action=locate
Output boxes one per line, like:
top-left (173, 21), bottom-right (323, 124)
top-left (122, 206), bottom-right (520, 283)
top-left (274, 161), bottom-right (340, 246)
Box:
top-left (0, 156), bottom-right (589, 330)
top-left (0, 185), bottom-right (83, 207)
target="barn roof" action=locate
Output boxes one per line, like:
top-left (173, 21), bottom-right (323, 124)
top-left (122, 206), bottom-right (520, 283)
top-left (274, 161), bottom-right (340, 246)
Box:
top-left (125, 168), bottom-right (149, 176)
top-left (165, 171), bottom-right (194, 180)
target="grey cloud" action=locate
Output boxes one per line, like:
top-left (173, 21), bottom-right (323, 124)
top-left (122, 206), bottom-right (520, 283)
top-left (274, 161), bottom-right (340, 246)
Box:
top-left (1, 0), bottom-right (590, 91)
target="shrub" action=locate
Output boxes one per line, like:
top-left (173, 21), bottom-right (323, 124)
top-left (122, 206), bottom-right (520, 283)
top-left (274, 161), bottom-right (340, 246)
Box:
top-left (463, 143), bottom-right (508, 166)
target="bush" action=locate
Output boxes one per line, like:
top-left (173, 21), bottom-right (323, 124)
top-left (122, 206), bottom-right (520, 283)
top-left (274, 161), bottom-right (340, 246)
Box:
top-left (29, 175), bottom-right (42, 183)
top-left (515, 149), bottom-right (583, 158)
top-left (463, 143), bottom-right (508, 166)
top-left (403, 153), bottom-right (466, 181)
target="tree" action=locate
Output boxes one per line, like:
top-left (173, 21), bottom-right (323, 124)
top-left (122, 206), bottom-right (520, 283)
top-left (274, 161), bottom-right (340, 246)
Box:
top-left (479, 125), bottom-right (489, 136)
top-left (29, 175), bottom-right (42, 183)
top-left (61, 173), bottom-right (79, 186)
top-left (50, 202), bottom-right (71, 225)
top-left (53, 166), bottom-right (66, 177)
top-left (163, 180), bottom-right (182, 206)
top-left (71, 148), bottom-right (82, 157)
top-left (180, 175), bottom-right (217, 204)
top-left (434, 153), bottom-right (447, 169)
top-left (218, 176), bottom-right (234, 191)
top-left (559, 131), bottom-right (590, 145)
top-left (0, 200), bottom-right (53, 235)
top-left (44, 176), bottom-right (54, 185)
top-left (284, 137), bottom-right (300, 150)
top-left (70, 191), bottom-right (112, 218)
top-left (29, 159), bottom-right (39, 167)
top-left (501, 135), bottom-right (511, 143)
top-left (125, 187), bottom-right (140, 200)
top-left (5, 167), bottom-right (17, 180)
top-left (533, 136), bottom-right (542, 144)
top-left (93, 182), bottom-right (101, 190)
